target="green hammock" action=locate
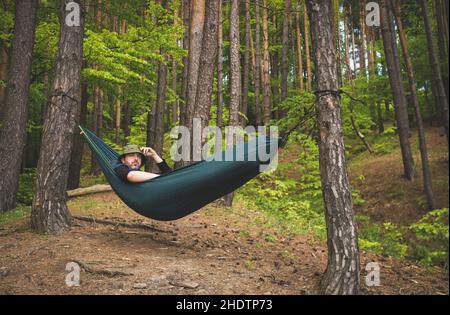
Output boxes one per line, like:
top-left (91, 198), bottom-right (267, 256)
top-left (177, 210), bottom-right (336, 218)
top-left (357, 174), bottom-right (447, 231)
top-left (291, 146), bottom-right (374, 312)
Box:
top-left (79, 126), bottom-right (279, 221)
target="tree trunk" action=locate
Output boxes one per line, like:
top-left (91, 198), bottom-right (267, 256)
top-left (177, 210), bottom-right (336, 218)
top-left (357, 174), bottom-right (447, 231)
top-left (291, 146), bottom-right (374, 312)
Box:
top-left (0, 0), bottom-right (38, 213)
top-left (241, 0), bottom-right (251, 126)
top-left (262, 0), bottom-right (271, 124)
top-left (0, 46), bottom-right (8, 122)
top-left (193, 0), bottom-right (219, 157)
top-left (281, 0), bottom-right (291, 102)
top-left (67, 82), bottom-right (88, 190)
top-left (295, 0), bottom-right (304, 90)
top-left (306, 0), bottom-right (360, 295)
top-left (360, 0), bottom-right (367, 79)
top-left (185, 0), bottom-right (205, 135)
top-left (115, 87), bottom-right (121, 144)
top-left (223, 0), bottom-right (241, 207)
top-left (433, 0), bottom-right (449, 102)
top-left (217, 0), bottom-right (224, 128)
top-left (392, 0), bottom-right (436, 210)
top-left (350, 6), bottom-right (357, 78)
top-left (380, 0), bottom-right (415, 181)
top-left (147, 0), bottom-right (169, 173)
top-left (421, 0), bottom-right (449, 144)
top-left (343, 4), bottom-right (351, 81)
top-left (254, 0), bottom-right (262, 126)
top-left (31, 0), bottom-right (84, 233)
top-left (180, 0), bottom-right (190, 128)
top-left (304, 1), bottom-right (312, 91)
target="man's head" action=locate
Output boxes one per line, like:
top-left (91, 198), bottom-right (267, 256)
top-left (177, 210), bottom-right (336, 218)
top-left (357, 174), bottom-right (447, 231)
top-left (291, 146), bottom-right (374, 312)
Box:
top-left (119, 144), bottom-right (146, 169)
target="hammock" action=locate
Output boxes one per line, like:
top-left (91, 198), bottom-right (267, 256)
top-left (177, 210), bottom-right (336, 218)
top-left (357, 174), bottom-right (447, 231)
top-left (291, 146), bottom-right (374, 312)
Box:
top-left (79, 126), bottom-right (279, 221)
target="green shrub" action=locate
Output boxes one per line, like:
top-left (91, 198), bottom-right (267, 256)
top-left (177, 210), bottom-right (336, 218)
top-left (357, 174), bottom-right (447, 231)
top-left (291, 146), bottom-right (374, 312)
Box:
top-left (17, 168), bottom-right (36, 205)
top-left (410, 208), bottom-right (449, 268)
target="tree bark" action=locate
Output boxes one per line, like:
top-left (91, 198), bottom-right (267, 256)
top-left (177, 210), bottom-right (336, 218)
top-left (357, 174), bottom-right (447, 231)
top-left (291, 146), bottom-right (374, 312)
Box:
top-left (304, 1), bottom-right (312, 92)
top-left (216, 0), bottom-right (224, 128)
top-left (392, 0), bottom-right (436, 210)
top-left (0, 0), bottom-right (38, 212)
top-left (67, 82), bottom-right (88, 190)
top-left (421, 0), bottom-right (449, 145)
top-left (193, 0), bottom-right (219, 156)
top-left (254, 0), bottom-right (262, 126)
top-left (306, 0), bottom-right (360, 295)
top-left (147, 0), bottom-right (169, 173)
top-left (380, 0), bottom-right (415, 181)
top-left (180, 0), bottom-right (190, 128)
top-left (185, 0), bottom-right (205, 134)
top-left (281, 0), bottom-right (291, 102)
top-left (0, 46), bottom-right (8, 123)
top-left (295, 0), bottom-right (304, 90)
top-left (223, 0), bottom-right (241, 207)
top-left (31, 0), bottom-right (84, 233)
top-left (262, 0), bottom-right (271, 124)
top-left (241, 0), bottom-right (251, 126)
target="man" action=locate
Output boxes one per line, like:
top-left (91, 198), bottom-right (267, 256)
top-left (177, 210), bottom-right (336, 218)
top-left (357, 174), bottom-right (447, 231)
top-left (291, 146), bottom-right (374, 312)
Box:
top-left (113, 144), bottom-right (172, 183)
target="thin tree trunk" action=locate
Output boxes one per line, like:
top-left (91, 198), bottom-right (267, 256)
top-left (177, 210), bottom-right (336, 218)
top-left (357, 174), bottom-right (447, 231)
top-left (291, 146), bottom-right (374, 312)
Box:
top-left (281, 0), bottom-right (291, 102)
top-left (31, 0), bottom-right (84, 233)
top-left (360, 0), bottom-right (367, 79)
top-left (392, 0), bottom-right (436, 209)
top-left (433, 0), bottom-right (449, 102)
top-left (223, 0), bottom-right (241, 207)
top-left (180, 0), bottom-right (190, 128)
top-left (254, 0), bottom-right (262, 126)
top-left (0, 47), bottom-right (8, 122)
top-left (67, 82), bottom-right (88, 190)
top-left (217, 0), bottom-right (224, 128)
top-left (421, 0), bottom-right (449, 144)
top-left (306, 0), bottom-right (360, 295)
top-left (343, 4), bottom-right (351, 81)
top-left (115, 87), bottom-right (121, 144)
top-left (289, 12), bottom-right (297, 89)
top-left (380, 0), bottom-right (415, 180)
top-left (0, 0), bottom-right (38, 212)
top-left (241, 0), bottom-right (251, 126)
top-left (295, 0), bottom-right (304, 90)
top-left (262, 0), bottom-right (271, 124)
top-left (193, 0), bottom-right (219, 157)
top-left (304, 0), bottom-right (312, 92)
top-left (185, 0), bottom-right (205, 135)
top-left (147, 0), bottom-right (169, 173)
top-left (350, 6), bottom-right (357, 78)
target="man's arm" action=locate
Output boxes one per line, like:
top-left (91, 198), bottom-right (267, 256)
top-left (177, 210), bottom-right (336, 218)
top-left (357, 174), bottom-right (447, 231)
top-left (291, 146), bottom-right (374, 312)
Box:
top-left (126, 171), bottom-right (160, 183)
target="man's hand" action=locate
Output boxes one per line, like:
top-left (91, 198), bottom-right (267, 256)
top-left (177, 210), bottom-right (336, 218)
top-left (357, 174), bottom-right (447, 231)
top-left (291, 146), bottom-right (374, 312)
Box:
top-left (140, 147), bottom-right (156, 158)
top-left (140, 147), bottom-right (163, 163)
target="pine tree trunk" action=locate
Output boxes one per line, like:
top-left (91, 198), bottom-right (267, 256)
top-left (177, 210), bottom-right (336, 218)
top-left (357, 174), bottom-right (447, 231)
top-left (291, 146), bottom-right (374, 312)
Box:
top-left (421, 0), bottom-right (449, 144)
top-left (31, 0), bottom-right (84, 233)
top-left (67, 82), bottom-right (88, 190)
top-left (0, 47), bottom-right (8, 122)
top-left (185, 0), bottom-right (205, 135)
top-left (380, 0), bottom-right (415, 181)
top-left (350, 6), bottom-right (357, 78)
top-left (262, 0), bottom-right (271, 124)
top-left (180, 0), bottom-right (190, 128)
top-left (360, 0), bottom-right (367, 79)
top-left (223, 0), bottom-right (241, 207)
top-left (0, 0), bottom-right (38, 213)
top-left (254, 0), bottom-right (262, 126)
top-left (304, 1), bottom-right (312, 92)
top-left (306, 0), bottom-right (360, 295)
top-left (343, 5), bottom-right (351, 81)
top-left (392, 0), bottom-right (436, 209)
top-left (193, 0), bottom-right (219, 157)
top-left (281, 0), bottom-right (291, 102)
top-left (295, 0), bottom-right (304, 90)
top-left (217, 0), bottom-right (224, 128)
top-left (147, 0), bottom-right (169, 173)
top-left (241, 0), bottom-right (251, 126)
top-left (433, 0), bottom-right (449, 102)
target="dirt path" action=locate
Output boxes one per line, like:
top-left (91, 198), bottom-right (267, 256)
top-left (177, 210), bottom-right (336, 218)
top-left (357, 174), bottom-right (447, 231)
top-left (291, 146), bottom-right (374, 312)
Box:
top-left (0, 192), bottom-right (448, 295)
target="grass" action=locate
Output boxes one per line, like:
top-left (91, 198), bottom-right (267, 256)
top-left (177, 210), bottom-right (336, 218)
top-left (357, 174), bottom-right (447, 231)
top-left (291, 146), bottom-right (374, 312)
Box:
top-left (0, 205), bottom-right (31, 233)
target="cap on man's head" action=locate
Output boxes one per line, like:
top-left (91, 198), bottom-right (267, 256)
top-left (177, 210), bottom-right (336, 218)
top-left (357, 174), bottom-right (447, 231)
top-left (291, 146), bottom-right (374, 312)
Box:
top-left (119, 144), bottom-right (146, 164)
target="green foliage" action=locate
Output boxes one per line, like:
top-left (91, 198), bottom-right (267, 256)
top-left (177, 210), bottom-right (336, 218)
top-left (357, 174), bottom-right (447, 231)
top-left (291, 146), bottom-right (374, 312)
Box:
top-left (357, 215), bottom-right (408, 258)
top-left (0, 205), bottom-right (31, 230)
top-left (17, 168), bottom-right (37, 206)
top-left (410, 208), bottom-right (449, 267)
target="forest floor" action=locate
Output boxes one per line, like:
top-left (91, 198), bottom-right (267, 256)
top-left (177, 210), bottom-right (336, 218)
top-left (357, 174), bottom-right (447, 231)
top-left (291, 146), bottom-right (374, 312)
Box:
top-left (0, 127), bottom-right (448, 295)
